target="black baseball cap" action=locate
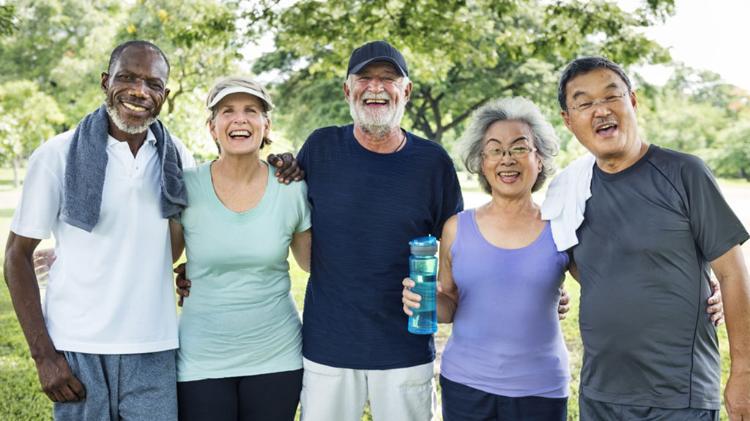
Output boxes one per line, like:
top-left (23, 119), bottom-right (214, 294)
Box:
top-left (346, 40), bottom-right (409, 77)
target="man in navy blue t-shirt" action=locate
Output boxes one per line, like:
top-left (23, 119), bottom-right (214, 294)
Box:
top-left (296, 40), bottom-right (464, 421)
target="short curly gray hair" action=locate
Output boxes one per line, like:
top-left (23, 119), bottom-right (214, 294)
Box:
top-left (458, 97), bottom-right (559, 193)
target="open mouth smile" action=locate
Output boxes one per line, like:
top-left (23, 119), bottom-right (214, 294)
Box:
top-left (228, 130), bottom-right (252, 140)
top-left (120, 100), bottom-right (149, 113)
top-left (594, 121), bottom-right (618, 137)
top-left (497, 171), bottom-right (520, 183)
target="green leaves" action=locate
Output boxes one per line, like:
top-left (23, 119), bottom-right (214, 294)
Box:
top-left (0, 80), bottom-right (64, 168)
top-left (256, 0), bottom-right (674, 145)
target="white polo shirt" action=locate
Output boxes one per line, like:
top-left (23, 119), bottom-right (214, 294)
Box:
top-left (11, 128), bottom-right (196, 354)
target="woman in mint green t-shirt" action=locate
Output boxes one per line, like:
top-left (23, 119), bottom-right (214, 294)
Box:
top-left (170, 76), bottom-right (311, 421)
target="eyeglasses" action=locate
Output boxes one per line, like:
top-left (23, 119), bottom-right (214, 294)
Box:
top-left (481, 145), bottom-right (536, 161)
top-left (568, 92), bottom-right (628, 112)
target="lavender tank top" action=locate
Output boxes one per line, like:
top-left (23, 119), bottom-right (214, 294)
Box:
top-left (440, 209), bottom-right (570, 398)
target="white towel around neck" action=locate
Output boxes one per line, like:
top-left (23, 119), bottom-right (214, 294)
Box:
top-left (540, 153), bottom-right (596, 251)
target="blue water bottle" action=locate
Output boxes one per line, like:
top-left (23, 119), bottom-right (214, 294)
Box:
top-left (408, 235), bottom-right (438, 334)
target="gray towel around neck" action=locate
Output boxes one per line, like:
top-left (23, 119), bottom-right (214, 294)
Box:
top-left (61, 104), bottom-right (188, 232)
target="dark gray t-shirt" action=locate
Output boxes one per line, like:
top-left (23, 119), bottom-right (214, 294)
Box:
top-left (573, 145), bottom-right (748, 409)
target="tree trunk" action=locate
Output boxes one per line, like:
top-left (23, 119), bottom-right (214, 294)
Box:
top-left (12, 155), bottom-right (20, 188)
top-left (433, 129), bottom-right (444, 145)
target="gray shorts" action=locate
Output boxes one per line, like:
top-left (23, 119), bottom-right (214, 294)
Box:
top-left (579, 393), bottom-right (718, 421)
top-left (54, 350), bottom-right (177, 421)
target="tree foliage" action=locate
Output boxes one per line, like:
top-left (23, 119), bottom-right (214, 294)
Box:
top-left (636, 65), bottom-right (750, 180)
top-left (118, 0), bottom-right (239, 115)
top-left (0, 4), bottom-right (16, 36)
top-left (0, 80), bottom-right (65, 186)
top-left (253, 0), bottom-right (674, 145)
top-left (0, 0), bottom-right (747, 180)
top-left (0, 0), bottom-right (127, 128)
top-left (115, 0), bottom-right (242, 157)
top-left (0, 0), bottom-right (242, 161)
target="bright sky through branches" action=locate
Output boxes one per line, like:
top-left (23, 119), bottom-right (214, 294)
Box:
top-left (623, 0), bottom-right (750, 91)
top-left (244, 0), bottom-right (750, 92)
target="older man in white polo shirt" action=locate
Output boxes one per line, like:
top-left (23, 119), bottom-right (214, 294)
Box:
top-left (3, 40), bottom-right (194, 420)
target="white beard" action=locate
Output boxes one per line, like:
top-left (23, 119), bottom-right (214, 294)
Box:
top-left (349, 93), bottom-right (406, 138)
top-left (105, 100), bottom-right (156, 134)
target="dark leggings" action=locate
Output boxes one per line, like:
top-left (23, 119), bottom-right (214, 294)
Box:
top-left (177, 369), bottom-right (303, 421)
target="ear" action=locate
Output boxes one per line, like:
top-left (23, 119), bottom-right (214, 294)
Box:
top-left (264, 116), bottom-right (271, 134)
top-left (561, 110), bottom-right (572, 131)
top-left (343, 80), bottom-right (351, 102)
top-left (403, 79), bottom-right (413, 102)
top-left (629, 90), bottom-right (638, 112)
top-left (101, 72), bottom-right (110, 93)
top-left (208, 119), bottom-right (217, 140)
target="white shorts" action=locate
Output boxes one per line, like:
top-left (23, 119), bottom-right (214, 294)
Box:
top-left (300, 358), bottom-right (436, 421)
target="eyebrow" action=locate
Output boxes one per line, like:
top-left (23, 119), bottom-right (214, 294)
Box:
top-left (484, 135), bottom-right (529, 146)
top-left (571, 82), bottom-right (620, 101)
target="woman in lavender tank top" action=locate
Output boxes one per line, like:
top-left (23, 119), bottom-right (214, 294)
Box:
top-left (403, 97), bottom-right (570, 421)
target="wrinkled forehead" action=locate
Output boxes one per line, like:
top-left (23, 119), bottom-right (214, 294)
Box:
top-left (483, 119), bottom-right (534, 146)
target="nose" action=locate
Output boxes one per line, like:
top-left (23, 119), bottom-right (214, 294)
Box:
top-left (498, 151), bottom-right (516, 164)
top-left (367, 78), bottom-right (385, 93)
top-left (236, 112), bottom-right (249, 124)
top-left (128, 79), bottom-right (147, 98)
top-left (591, 102), bottom-right (613, 117)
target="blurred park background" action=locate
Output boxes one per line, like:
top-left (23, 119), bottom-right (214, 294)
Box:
top-left (1, 0), bottom-right (749, 419)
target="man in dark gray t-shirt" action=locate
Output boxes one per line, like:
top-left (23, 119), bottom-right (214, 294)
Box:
top-left (558, 56), bottom-right (750, 420)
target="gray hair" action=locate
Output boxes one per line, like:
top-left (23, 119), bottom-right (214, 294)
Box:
top-left (458, 97), bottom-right (559, 193)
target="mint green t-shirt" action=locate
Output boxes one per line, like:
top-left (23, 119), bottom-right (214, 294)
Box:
top-left (176, 161), bottom-right (311, 382)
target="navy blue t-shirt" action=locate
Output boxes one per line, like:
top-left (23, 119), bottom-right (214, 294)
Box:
top-left (297, 125), bottom-right (464, 369)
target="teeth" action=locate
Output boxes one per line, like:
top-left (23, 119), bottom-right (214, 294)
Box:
top-left (122, 102), bottom-right (146, 112)
top-left (597, 123), bottom-right (616, 130)
top-left (229, 130), bottom-right (251, 137)
top-left (365, 99), bottom-right (387, 104)
top-left (499, 171), bottom-right (519, 177)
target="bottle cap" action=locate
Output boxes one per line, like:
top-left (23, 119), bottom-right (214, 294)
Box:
top-left (409, 235), bottom-right (437, 256)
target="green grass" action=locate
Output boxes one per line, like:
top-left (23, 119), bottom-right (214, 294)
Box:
top-left (0, 168), bottom-right (741, 420)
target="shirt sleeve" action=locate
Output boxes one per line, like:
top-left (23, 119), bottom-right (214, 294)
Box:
top-left (10, 146), bottom-right (63, 240)
top-left (683, 156), bottom-right (749, 261)
top-left (431, 154), bottom-right (464, 239)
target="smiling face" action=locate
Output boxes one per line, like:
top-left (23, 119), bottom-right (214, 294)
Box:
top-left (344, 61), bottom-right (412, 136)
top-left (481, 120), bottom-right (542, 199)
top-left (101, 45), bottom-right (169, 138)
top-left (209, 93), bottom-right (270, 158)
top-left (561, 68), bottom-right (641, 164)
